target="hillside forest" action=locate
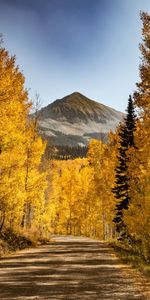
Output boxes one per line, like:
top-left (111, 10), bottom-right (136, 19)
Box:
top-left (0, 12), bottom-right (150, 260)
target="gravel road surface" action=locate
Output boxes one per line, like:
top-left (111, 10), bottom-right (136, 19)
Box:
top-left (0, 236), bottom-right (150, 300)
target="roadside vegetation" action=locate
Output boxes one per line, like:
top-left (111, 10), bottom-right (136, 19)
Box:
top-left (112, 241), bottom-right (150, 277)
top-left (0, 229), bottom-right (32, 256)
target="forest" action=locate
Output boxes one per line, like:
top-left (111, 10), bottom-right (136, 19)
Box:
top-left (0, 12), bottom-right (150, 262)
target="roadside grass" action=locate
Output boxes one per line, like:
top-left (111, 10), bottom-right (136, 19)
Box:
top-left (0, 228), bottom-right (33, 256)
top-left (111, 241), bottom-right (150, 277)
top-left (0, 228), bottom-right (51, 257)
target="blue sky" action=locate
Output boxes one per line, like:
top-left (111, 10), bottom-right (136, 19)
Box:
top-left (0, 0), bottom-right (149, 112)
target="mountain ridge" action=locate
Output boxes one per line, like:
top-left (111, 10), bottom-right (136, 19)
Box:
top-left (37, 92), bottom-right (124, 147)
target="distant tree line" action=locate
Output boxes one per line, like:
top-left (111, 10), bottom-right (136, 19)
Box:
top-left (45, 145), bottom-right (88, 160)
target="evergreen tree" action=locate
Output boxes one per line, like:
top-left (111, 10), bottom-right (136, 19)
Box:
top-left (112, 95), bottom-right (136, 238)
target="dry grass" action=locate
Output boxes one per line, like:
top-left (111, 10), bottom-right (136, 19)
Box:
top-left (0, 228), bottom-right (52, 257)
top-left (112, 240), bottom-right (150, 277)
top-left (0, 228), bottom-right (33, 257)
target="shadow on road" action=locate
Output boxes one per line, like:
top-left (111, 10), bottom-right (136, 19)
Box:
top-left (0, 237), bottom-right (149, 300)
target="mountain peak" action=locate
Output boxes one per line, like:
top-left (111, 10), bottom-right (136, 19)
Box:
top-left (57, 91), bottom-right (93, 106)
top-left (69, 91), bottom-right (82, 97)
top-left (38, 92), bottom-right (124, 146)
top-left (53, 91), bottom-right (106, 113)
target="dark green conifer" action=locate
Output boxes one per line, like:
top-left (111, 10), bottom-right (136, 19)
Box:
top-left (113, 95), bottom-right (136, 238)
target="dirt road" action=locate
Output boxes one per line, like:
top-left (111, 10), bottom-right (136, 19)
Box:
top-left (0, 236), bottom-right (150, 300)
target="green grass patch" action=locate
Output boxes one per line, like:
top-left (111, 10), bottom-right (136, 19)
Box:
top-left (111, 241), bottom-right (150, 277)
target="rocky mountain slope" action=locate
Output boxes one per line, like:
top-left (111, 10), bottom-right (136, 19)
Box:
top-left (37, 92), bottom-right (124, 146)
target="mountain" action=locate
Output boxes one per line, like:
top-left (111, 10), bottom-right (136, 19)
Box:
top-left (37, 92), bottom-right (124, 147)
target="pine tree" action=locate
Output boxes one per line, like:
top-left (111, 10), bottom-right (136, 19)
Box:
top-left (112, 95), bottom-right (136, 238)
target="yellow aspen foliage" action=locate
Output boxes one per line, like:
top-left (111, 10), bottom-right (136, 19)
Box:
top-left (47, 139), bottom-right (117, 240)
top-left (47, 159), bottom-right (96, 237)
top-left (0, 46), bottom-right (31, 230)
top-left (0, 43), bottom-right (48, 238)
top-left (134, 12), bottom-right (150, 113)
top-left (124, 118), bottom-right (150, 259)
top-left (21, 120), bottom-right (47, 230)
top-left (124, 12), bottom-right (150, 260)
top-left (87, 138), bottom-right (117, 239)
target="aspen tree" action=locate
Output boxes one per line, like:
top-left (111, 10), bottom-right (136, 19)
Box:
top-left (0, 45), bottom-right (31, 231)
top-left (0, 42), bottom-right (48, 236)
top-left (124, 12), bottom-right (150, 259)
